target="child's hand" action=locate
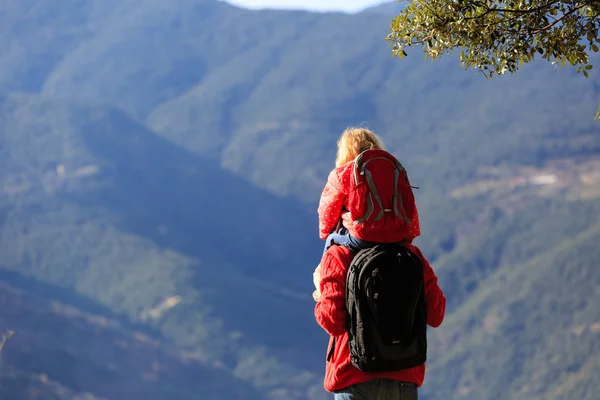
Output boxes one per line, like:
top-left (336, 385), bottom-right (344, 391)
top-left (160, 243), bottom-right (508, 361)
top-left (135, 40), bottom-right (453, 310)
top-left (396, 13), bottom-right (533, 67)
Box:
top-left (313, 264), bottom-right (322, 302)
top-left (312, 290), bottom-right (320, 302)
top-left (313, 263), bottom-right (321, 292)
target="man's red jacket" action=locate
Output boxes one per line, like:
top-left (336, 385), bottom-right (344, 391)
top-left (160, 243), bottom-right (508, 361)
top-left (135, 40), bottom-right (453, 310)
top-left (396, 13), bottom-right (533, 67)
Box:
top-left (314, 244), bottom-right (446, 392)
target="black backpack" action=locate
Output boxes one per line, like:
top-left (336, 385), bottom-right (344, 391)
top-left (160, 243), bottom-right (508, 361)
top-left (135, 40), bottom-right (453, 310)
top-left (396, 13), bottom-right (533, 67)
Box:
top-left (345, 244), bottom-right (427, 373)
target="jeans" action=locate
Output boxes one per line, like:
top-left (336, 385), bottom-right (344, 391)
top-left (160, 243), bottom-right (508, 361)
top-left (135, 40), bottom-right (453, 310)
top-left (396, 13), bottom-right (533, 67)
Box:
top-left (333, 379), bottom-right (418, 400)
top-left (323, 228), bottom-right (376, 256)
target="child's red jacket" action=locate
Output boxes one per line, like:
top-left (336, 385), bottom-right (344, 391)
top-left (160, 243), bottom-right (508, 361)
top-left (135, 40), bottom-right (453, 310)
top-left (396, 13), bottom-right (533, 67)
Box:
top-left (317, 150), bottom-right (420, 243)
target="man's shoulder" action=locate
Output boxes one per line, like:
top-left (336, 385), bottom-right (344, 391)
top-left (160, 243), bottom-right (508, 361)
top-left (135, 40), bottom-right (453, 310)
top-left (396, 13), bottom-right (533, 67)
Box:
top-left (401, 242), bottom-right (423, 256)
top-left (325, 242), bottom-right (427, 267)
top-left (324, 244), bottom-right (354, 265)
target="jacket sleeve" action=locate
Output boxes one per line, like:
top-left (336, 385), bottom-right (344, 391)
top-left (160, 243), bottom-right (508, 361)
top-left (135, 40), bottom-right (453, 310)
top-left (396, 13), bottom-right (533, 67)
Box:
top-left (314, 251), bottom-right (347, 337)
top-left (317, 169), bottom-right (346, 240)
top-left (412, 246), bottom-right (446, 328)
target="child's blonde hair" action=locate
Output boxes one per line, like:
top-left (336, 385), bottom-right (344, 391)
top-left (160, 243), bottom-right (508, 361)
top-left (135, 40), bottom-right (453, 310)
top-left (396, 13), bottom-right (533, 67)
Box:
top-left (335, 127), bottom-right (385, 167)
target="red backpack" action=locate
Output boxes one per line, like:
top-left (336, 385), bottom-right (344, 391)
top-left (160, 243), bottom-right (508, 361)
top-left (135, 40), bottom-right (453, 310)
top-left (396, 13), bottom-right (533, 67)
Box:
top-left (346, 149), bottom-right (418, 242)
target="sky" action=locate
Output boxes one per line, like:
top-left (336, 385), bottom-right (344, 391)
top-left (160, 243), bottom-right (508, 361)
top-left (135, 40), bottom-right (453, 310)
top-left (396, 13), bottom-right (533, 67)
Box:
top-left (224, 0), bottom-right (390, 13)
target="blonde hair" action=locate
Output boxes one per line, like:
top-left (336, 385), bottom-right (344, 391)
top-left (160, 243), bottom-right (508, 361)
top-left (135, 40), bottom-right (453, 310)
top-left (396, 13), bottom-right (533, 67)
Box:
top-left (335, 127), bottom-right (385, 167)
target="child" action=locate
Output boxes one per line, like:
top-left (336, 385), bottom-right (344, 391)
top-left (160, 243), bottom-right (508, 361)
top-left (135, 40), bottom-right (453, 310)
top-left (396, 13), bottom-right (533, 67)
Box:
top-left (313, 127), bottom-right (421, 299)
top-left (319, 127), bottom-right (420, 252)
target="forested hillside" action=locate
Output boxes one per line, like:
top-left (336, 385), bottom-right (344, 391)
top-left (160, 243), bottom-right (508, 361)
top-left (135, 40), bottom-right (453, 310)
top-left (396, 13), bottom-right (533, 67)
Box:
top-left (1, 1), bottom-right (599, 399)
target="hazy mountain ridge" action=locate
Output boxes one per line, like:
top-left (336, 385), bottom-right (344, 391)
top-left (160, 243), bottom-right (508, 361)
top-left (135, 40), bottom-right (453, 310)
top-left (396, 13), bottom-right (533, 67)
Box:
top-left (362, 1), bottom-right (404, 14)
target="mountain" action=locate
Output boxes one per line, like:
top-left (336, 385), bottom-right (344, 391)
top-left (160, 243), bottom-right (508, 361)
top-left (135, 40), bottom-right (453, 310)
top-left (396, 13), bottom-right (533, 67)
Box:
top-left (0, 279), bottom-right (266, 400)
top-left (427, 217), bottom-right (600, 400)
top-left (0, 367), bottom-right (100, 400)
top-left (0, 92), bottom-right (326, 398)
top-left (1, 1), bottom-right (599, 399)
top-left (362, 1), bottom-right (404, 14)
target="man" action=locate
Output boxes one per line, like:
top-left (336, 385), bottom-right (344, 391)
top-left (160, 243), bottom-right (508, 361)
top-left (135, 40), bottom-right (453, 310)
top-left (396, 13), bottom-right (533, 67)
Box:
top-left (314, 243), bottom-right (446, 399)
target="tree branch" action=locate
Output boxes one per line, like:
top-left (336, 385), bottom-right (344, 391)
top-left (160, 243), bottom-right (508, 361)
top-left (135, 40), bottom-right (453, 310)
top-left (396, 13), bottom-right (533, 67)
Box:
top-left (464, 0), bottom-right (556, 21)
top-left (532, 3), bottom-right (589, 33)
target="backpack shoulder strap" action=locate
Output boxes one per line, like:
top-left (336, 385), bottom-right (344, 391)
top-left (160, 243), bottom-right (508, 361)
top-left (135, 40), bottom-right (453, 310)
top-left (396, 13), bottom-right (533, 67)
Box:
top-left (392, 163), bottom-right (412, 225)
